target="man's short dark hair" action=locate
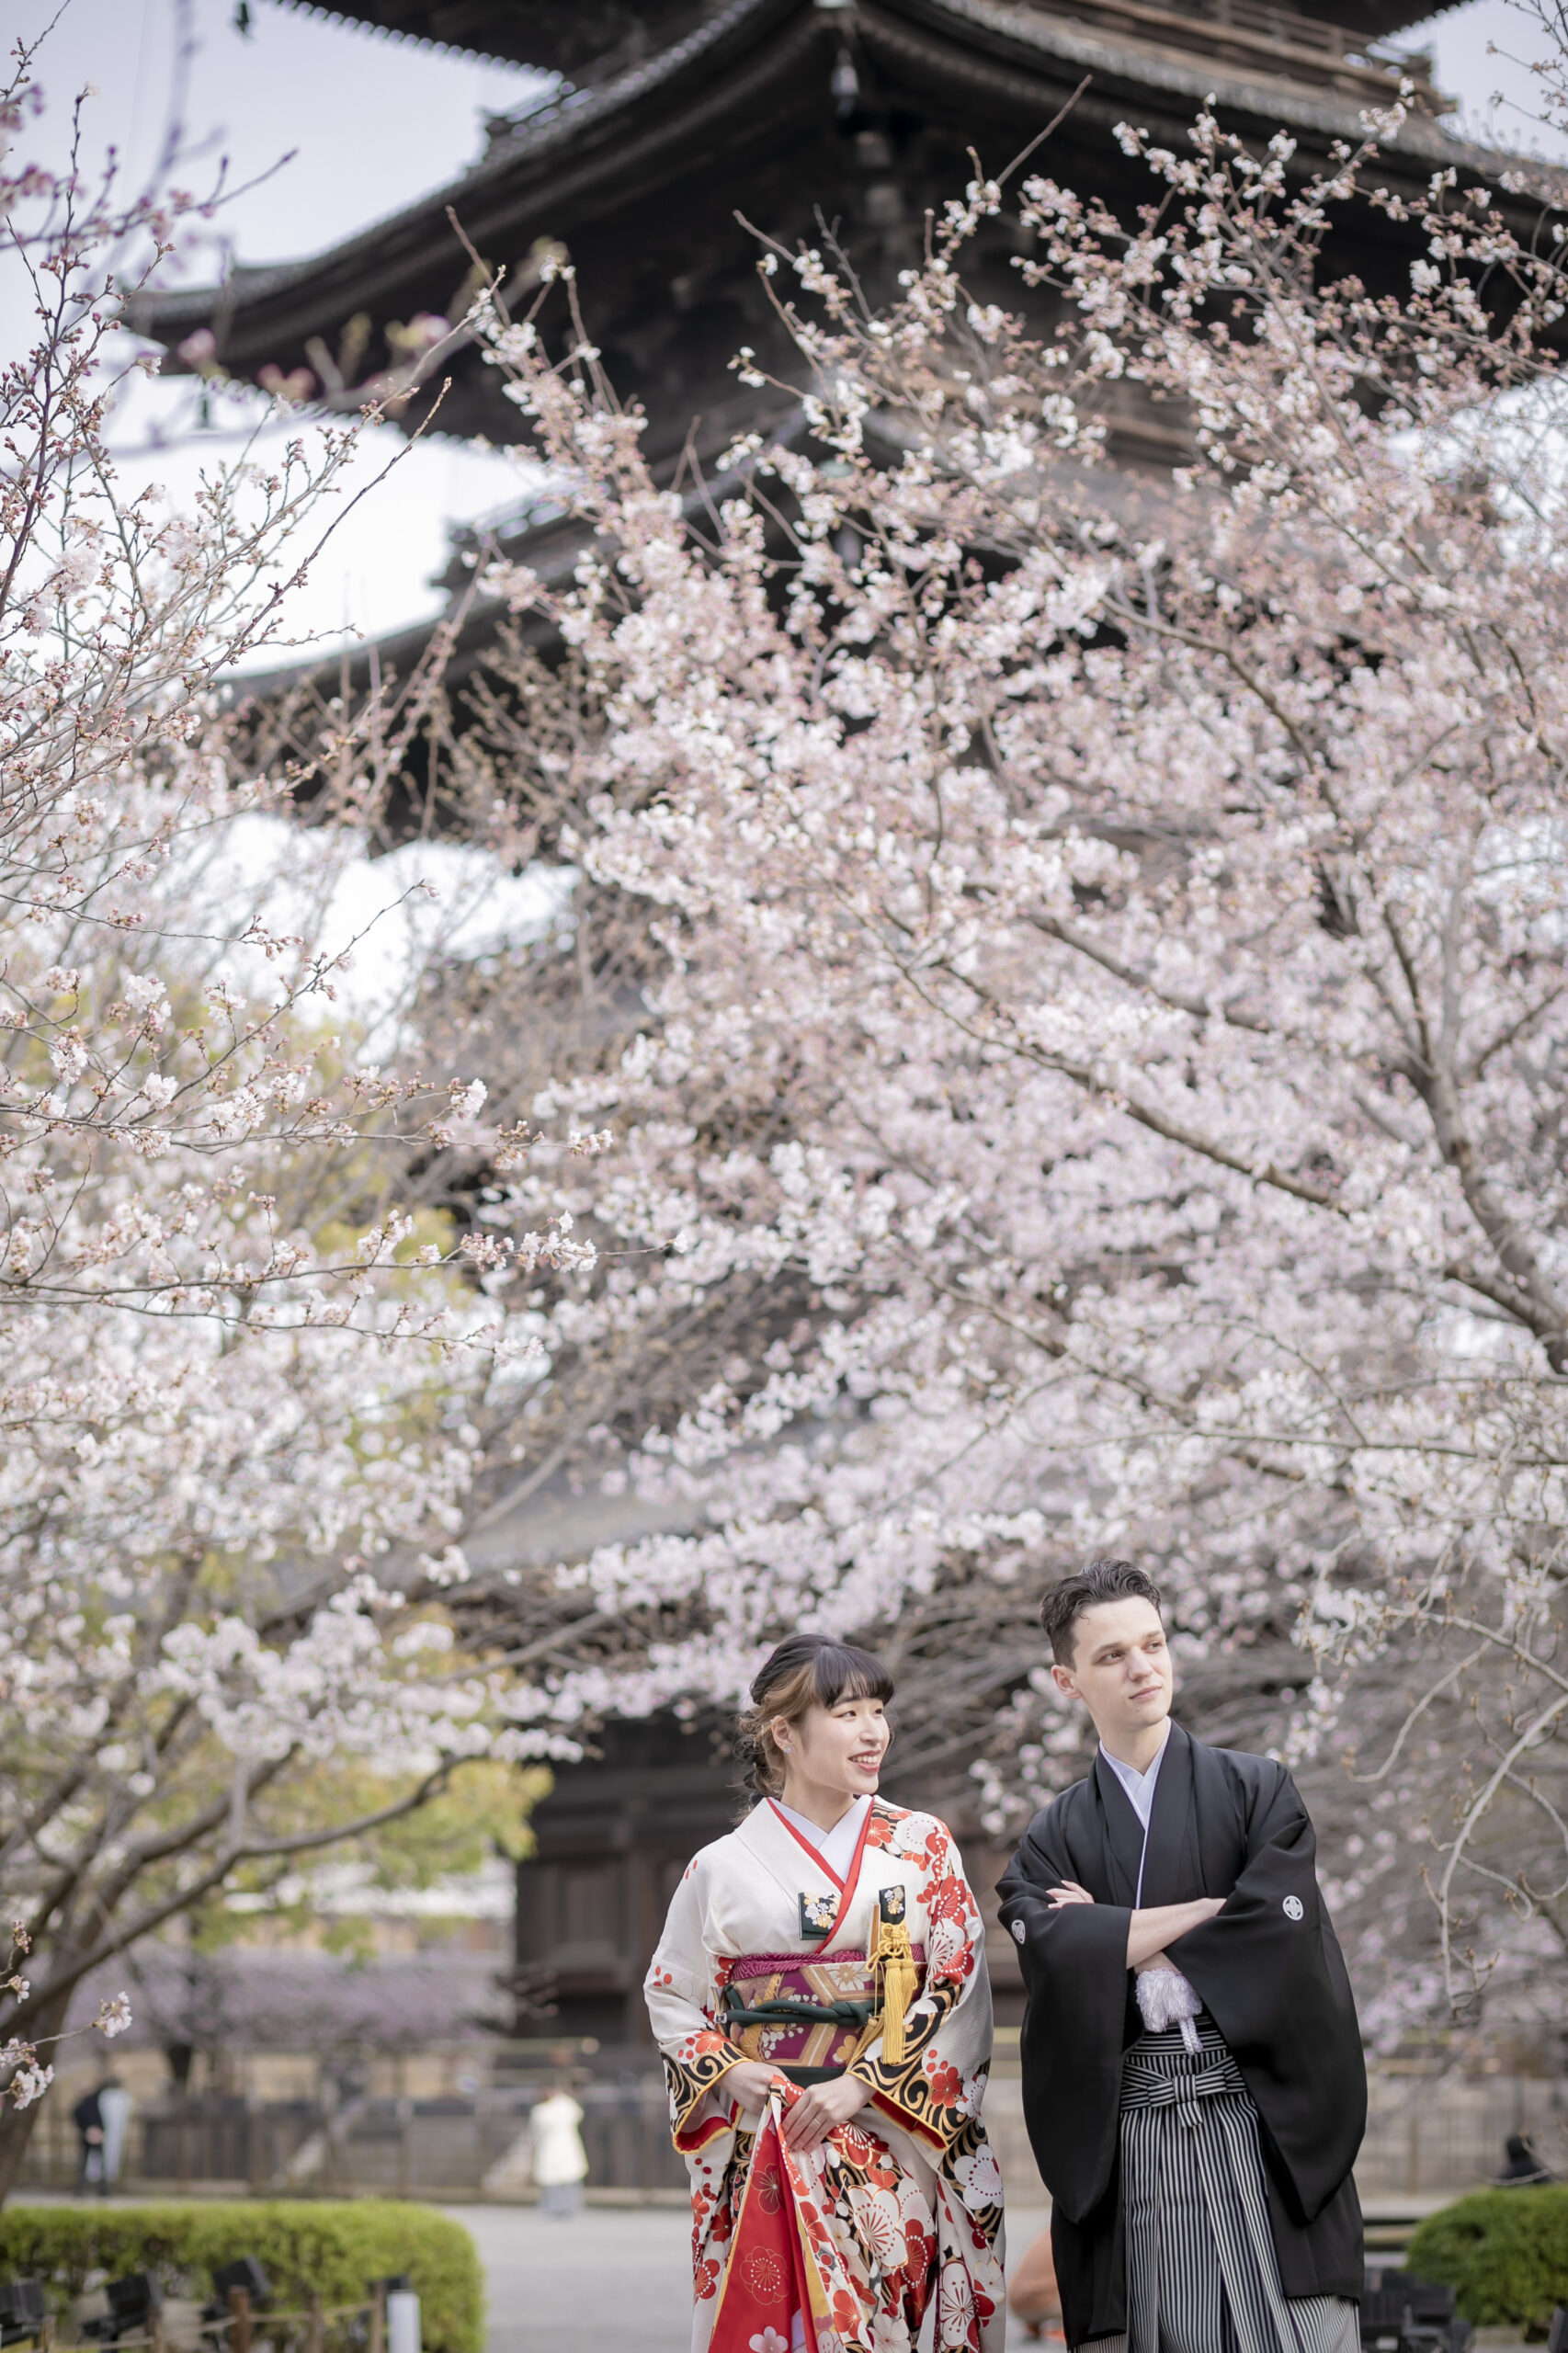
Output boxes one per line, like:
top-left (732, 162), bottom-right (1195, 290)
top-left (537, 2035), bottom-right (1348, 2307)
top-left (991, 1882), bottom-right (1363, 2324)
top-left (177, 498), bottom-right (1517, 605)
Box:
top-left (1040, 1559), bottom-right (1164, 1665)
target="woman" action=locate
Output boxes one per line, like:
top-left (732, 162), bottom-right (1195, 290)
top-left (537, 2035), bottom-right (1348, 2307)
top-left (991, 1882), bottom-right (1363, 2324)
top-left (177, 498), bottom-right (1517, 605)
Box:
top-left (529, 2074), bottom-right (589, 2217)
top-left (645, 1634), bottom-right (1006, 2353)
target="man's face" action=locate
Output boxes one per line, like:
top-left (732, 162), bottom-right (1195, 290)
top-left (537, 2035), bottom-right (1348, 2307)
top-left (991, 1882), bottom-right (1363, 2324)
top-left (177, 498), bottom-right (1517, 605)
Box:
top-left (1051, 1597), bottom-right (1174, 1745)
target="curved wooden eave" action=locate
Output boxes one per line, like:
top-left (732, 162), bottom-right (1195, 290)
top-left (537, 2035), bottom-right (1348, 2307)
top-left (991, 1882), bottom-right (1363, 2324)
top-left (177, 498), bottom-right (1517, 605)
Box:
top-left (131, 0), bottom-right (1565, 394)
top-left (128, 0), bottom-right (814, 364)
top-left (874, 0), bottom-right (1562, 188)
top-left (270, 0), bottom-right (717, 74)
top-left (274, 0), bottom-right (1479, 66)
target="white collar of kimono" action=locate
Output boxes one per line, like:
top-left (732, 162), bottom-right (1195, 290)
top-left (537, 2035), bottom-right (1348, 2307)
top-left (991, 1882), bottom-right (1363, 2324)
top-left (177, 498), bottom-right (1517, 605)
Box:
top-left (770, 1791), bottom-right (871, 1881)
top-left (1098, 1719), bottom-right (1171, 1833)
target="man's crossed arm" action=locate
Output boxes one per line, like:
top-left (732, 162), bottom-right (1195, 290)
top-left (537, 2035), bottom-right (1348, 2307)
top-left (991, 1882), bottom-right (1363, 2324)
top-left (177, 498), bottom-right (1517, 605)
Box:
top-left (1047, 1878), bottom-right (1224, 1972)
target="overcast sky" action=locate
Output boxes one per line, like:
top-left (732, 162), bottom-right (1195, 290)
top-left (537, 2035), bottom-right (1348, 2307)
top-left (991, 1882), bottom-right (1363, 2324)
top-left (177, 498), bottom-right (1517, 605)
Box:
top-left (16, 0), bottom-right (548, 264)
top-left (11, 0), bottom-right (1567, 654)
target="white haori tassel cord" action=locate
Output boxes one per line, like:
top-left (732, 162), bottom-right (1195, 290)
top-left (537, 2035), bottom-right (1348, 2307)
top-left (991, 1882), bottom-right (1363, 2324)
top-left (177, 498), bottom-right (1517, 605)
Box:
top-left (1135, 1962), bottom-right (1204, 2054)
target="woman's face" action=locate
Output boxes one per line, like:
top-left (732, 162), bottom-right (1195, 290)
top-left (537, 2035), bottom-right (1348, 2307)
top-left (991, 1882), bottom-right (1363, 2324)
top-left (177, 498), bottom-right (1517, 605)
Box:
top-left (775, 1691), bottom-right (891, 1802)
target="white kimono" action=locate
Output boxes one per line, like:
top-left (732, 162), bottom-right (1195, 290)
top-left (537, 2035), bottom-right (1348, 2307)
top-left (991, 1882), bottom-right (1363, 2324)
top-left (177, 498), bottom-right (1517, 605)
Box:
top-left (645, 1797), bottom-right (1007, 2353)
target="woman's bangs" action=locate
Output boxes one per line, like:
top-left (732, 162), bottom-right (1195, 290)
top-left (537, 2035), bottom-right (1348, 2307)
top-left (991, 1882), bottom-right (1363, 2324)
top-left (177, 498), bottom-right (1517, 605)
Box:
top-left (812, 1641), bottom-right (894, 1709)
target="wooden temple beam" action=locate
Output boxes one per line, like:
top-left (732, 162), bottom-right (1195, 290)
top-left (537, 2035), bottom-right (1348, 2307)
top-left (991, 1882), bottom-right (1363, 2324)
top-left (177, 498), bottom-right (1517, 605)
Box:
top-left (135, 0), bottom-right (1551, 430)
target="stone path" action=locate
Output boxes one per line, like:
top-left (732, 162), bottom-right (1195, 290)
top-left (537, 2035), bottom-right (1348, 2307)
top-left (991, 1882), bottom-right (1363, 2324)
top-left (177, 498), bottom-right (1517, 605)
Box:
top-left (447, 2202), bottom-right (1052, 2353)
top-left (449, 2204), bottom-right (695, 2353)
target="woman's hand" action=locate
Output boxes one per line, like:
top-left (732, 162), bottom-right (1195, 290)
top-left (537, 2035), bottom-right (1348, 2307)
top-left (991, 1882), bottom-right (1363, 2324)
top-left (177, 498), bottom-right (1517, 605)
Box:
top-left (1048, 1880), bottom-right (1096, 1907)
top-left (725, 2059), bottom-right (785, 2114)
top-left (780, 2072), bottom-right (870, 2152)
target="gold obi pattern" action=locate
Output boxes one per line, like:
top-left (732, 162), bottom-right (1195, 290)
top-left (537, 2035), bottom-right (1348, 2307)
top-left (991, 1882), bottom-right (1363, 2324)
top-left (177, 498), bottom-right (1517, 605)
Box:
top-left (720, 1943), bottom-right (928, 2079)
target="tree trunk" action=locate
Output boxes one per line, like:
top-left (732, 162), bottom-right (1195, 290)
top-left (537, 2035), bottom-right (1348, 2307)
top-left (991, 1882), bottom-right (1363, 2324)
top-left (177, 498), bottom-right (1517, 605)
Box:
top-left (0, 1982), bottom-right (74, 2206)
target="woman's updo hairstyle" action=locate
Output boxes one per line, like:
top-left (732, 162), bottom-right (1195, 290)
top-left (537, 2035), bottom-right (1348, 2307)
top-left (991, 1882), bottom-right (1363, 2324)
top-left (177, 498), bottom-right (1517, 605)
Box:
top-left (738, 1632), bottom-right (894, 1802)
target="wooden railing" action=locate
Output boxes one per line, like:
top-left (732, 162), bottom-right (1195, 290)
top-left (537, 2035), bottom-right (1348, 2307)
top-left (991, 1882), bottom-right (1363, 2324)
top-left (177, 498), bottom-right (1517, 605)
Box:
top-left (217, 2284), bottom-right (387, 2353)
top-left (6, 2283), bottom-right (391, 2353)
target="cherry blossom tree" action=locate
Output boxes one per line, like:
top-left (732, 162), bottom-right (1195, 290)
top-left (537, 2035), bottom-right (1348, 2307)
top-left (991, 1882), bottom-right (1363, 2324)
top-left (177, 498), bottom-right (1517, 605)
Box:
top-left (0, 51), bottom-right (596, 2192)
top-left (426, 102), bottom-right (1568, 2042)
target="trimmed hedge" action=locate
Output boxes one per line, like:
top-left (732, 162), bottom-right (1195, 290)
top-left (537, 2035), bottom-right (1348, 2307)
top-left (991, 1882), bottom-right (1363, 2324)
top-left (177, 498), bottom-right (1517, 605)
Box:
top-left (0, 2202), bottom-right (483, 2353)
top-left (1406, 2187), bottom-right (1568, 2338)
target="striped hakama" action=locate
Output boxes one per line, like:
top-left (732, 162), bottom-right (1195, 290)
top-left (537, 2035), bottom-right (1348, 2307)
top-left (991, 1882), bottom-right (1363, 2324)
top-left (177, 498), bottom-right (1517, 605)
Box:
top-left (1085, 2018), bottom-right (1358, 2353)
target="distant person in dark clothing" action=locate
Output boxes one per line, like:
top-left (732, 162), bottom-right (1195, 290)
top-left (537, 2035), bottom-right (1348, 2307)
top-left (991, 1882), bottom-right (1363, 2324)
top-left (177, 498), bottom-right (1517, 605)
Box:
top-left (73, 2085), bottom-right (105, 2193)
top-left (72, 2075), bottom-right (131, 2196)
top-left (1497, 2132), bottom-right (1554, 2186)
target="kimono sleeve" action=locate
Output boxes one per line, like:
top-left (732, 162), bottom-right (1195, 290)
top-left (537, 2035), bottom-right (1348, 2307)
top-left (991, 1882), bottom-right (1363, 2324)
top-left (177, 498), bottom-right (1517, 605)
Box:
top-left (849, 1817), bottom-right (994, 2163)
top-left (996, 1800), bottom-right (1131, 2220)
top-left (643, 1852), bottom-right (743, 2154)
top-left (1173, 1763), bottom-right (1366, 2218)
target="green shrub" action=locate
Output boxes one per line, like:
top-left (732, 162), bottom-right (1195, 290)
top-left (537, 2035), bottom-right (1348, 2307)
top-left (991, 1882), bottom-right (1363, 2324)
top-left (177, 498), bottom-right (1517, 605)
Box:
top-left (1406, 2187), bottom-right (1568, 2338)
top-left (0, 2201), bottom-right (483, 2353)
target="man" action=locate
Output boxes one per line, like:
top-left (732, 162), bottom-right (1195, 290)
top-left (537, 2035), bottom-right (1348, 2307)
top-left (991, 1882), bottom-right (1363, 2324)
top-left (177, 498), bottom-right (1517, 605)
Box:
top-left (72, 2081), bottom-right (105, 2194)
top-left (73, 2074), bottom-right (132, 2196)
top-left (997, 1559), bottom-right (1365, 2353)
top-left (1496, 2131), bottom-right (1554, 2187)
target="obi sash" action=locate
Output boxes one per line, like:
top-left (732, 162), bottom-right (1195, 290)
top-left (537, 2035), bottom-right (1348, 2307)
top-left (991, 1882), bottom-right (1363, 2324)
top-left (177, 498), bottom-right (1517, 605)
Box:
top-left (721, 1944), bottom-right (927, 2083)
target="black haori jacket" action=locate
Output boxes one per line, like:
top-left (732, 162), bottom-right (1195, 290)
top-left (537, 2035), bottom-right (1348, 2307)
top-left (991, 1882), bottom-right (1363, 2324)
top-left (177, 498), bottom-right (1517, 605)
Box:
top-left (997, 1723), bottom-right (1366, 2347)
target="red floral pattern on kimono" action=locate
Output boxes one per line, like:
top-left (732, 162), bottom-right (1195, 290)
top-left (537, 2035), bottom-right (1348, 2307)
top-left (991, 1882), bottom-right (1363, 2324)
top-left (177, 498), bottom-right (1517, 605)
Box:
top-left (645, 1799), bottom-right (1006, 2353)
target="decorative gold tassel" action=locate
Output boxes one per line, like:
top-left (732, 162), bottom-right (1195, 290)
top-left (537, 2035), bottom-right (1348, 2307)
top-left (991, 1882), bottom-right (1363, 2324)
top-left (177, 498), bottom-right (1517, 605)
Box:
top-left (866, 1912), bottom-right (919, 2063)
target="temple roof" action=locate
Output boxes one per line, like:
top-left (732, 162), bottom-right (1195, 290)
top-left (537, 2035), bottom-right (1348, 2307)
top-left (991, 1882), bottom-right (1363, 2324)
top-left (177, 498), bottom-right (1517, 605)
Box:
top-left (278, 0), bottom-right (1459, 61)
top-left (138, 0), bottom-right (1553, 459)
top-left (276, 0), bottom-right (713, 72)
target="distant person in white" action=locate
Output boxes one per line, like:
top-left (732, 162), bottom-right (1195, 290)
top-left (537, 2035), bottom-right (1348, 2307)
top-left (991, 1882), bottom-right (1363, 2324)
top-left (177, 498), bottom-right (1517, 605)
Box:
top-left (98, 2078), bottom-right (133, 2188)
top-left (530, 2085), bottom-right (588, 2218)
